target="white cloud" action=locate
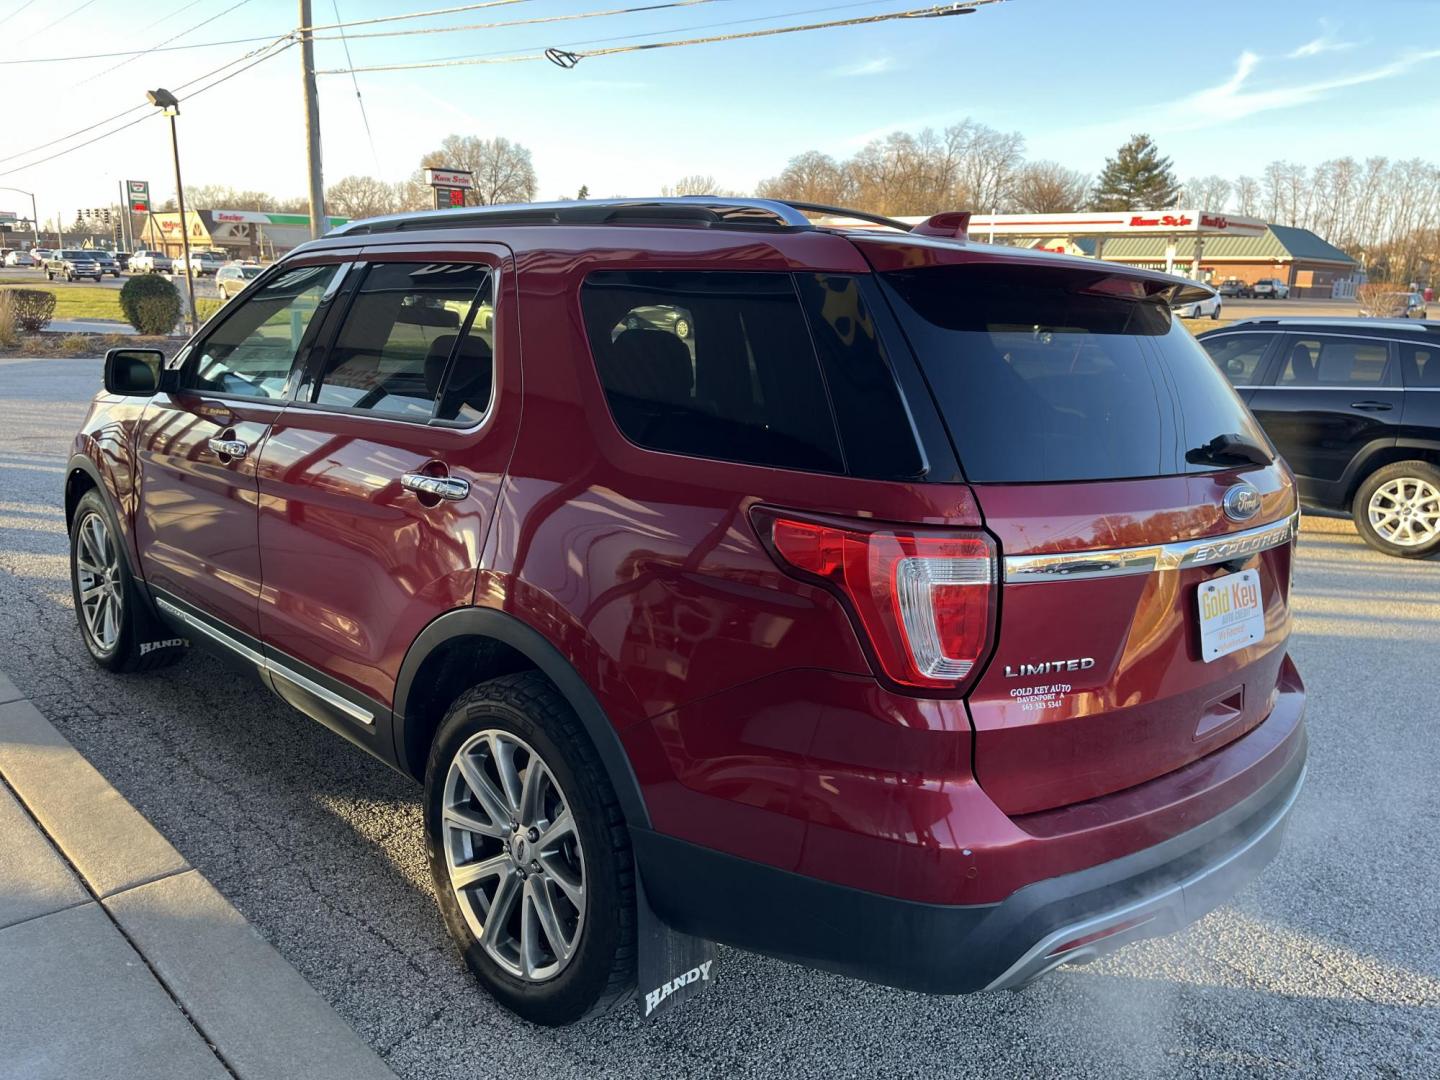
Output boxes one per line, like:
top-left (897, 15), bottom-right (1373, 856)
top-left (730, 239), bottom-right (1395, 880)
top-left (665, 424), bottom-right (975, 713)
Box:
top-left (1155, 47), bottom-right (1440, 130)
top-left (833, 56), bottom-right (893, 78)
top-left (1287, 19), bottom-right (1360, 59)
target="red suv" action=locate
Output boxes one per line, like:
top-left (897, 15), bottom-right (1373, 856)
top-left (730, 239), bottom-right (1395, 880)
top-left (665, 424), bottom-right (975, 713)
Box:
top-left (65, 198), bottom-right (1307, 1025)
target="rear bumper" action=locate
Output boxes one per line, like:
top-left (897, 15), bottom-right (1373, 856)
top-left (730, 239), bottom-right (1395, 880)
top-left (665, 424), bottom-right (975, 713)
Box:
top-left (633, 723), bottom-right (1306, 994)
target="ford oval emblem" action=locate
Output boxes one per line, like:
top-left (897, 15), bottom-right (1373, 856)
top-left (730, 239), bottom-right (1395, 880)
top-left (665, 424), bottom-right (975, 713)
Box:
top-left (1223, 483), bottom-right (1262, 522)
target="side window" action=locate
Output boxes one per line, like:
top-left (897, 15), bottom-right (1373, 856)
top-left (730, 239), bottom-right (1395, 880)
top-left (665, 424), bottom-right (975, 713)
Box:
top-left (313, 263), bottom-right (493, 422)
top-left (1400, 343), bottom-right (1439, 387)
top-left (1200, 333), bottom-right (1274, 386)
top-left (794, 273), bottom-right (924, 479)
top-left (1279, 336), bottom-right (1390, 387)
top-left (186, 264), bottom-right (339, 399)
top-left (580, 270), bottom-right (843, 473)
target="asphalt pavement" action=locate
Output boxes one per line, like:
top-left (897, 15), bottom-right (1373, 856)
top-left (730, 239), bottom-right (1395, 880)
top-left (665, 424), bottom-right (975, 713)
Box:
top-left (1, 356), bottom-right (1437, 1079)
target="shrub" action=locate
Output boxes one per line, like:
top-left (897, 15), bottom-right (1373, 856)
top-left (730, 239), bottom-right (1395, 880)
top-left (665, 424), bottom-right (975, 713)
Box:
top-left (2, 288), bottom-right (57, 333)
top-left (119, 274), bottom-right (181, 334)
top-left (1356, 281), bottom-right (1406, 318)
top-left (0, 291), bottom-right (16, 348)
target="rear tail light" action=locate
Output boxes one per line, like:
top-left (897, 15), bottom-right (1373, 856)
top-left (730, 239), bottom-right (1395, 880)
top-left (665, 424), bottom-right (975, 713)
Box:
top-left (753, 508), bottom-right (996, 692)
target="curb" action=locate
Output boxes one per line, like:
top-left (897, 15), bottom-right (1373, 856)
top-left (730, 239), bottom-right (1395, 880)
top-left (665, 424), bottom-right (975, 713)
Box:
top-left (0, 672), bottom-right (396, 1080)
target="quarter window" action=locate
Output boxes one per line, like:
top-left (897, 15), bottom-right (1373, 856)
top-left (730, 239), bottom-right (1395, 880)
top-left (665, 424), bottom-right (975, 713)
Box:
top-left (1278, 336), bottom-right (1390, 386)
top-left (187, 264), bottom-right (339, 399)
top-left (1200, 333), bottom-right (1273, 386)
top-left (581, 270), bottom-right (844, 473)
top-left (1400, 343), bottom-right (1439, 387)
top-left (313, 263), bottom-right (493, 422)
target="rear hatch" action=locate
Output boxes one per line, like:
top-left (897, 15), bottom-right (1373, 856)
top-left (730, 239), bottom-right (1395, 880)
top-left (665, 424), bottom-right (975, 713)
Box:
top-left (876, 256), bottom-right (1298, 815)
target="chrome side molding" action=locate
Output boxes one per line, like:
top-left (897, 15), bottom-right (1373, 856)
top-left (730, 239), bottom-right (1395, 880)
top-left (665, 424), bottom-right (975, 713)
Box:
top-left (154, 595), bottom-right (373, 726)
top-left (1004, 513), bottom-right (1299, 584)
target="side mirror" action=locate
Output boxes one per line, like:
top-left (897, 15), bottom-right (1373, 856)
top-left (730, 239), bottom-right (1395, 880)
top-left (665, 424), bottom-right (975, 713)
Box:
top-left (103, 348), bottom-right (167, 396)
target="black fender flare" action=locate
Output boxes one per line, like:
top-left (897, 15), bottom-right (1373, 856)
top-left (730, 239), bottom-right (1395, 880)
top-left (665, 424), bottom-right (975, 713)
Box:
top-left (1337, 437), bottom-right (1437, 506)
top-left (391, 607), bottom-right (651, 829)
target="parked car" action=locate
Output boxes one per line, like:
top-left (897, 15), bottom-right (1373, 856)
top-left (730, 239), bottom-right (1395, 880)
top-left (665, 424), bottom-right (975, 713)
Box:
top-left (214, 262), bottom-right (263, 299)
top-left (4, 249), bottom-right (35, 267)
top-left (46, 249), bottom-right (102, 282)
top-left (1200, 317), bottom-right (1440, 557)
top-left (1217, 278), bottom-right (1250, 298)
top-left (188, 250), bottom-right (227, 276)
top-left (88, 250), bottom-right (121, 278)
top-left (128, 250), bottom-right (172, 274)
top-left (1176, 287), bottom-right (1223, 320)
top-left (1251, 278), bottom-right (1290, 300)
top-left (66, 197), bottom-right (1307, 1026)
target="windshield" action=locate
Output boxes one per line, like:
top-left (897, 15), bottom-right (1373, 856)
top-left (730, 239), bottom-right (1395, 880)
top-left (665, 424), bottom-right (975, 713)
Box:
top-left (241, 267), bottom-right (261, 279)
top-left (881, 264), bottom-right (1272, 484)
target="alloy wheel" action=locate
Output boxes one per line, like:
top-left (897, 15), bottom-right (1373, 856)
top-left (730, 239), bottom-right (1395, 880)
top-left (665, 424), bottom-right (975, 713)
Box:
top-left (442, 729), bottom-right (586, 982)
top-left (75, 512), bottom-right (123, 651)
top-left (1368, 477), bottom-right (1440, 547)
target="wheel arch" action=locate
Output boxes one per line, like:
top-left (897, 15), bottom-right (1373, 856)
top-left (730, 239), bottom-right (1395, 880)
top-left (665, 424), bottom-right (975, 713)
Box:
top-left (392, 607), bottom-right (651, 829)
top-left (1341, 439), bottom-right (1440, 508)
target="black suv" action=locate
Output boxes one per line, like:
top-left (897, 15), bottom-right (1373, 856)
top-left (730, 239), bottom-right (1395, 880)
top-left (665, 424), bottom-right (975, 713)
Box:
top-left (1200, 317), bottom-right (1440, 557)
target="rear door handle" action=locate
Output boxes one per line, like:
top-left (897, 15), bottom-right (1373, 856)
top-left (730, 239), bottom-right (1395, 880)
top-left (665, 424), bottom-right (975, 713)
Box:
top-left (207, 437), bottom-right (249, 458)
top-left (401, 473), bottom-right (470, 501)
top-left (1349, 400), bottom-right (1393, 412)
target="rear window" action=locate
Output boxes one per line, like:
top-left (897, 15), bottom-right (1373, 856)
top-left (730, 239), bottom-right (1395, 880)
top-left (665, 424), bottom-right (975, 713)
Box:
top-left (581, 270), bottom-right (844, 473)
top-left (881, 265), bottom-right (1271, 484)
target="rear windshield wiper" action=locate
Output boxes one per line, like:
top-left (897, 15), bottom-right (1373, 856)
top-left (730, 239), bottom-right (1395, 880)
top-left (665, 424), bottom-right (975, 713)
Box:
top-left (1185, 433), bottom-right (1273, 468)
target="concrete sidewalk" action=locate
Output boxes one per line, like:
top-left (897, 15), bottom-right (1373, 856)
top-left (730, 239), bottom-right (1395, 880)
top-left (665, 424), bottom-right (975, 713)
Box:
top-left (0, 671), bottom-right (396, 1080)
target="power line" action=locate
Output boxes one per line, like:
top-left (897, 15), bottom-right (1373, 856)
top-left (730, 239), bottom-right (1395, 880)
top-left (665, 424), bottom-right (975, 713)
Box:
top-left (80, 0), bottom-right (256, 85)
top-left (0, 40), bottom-right (296, 180)
top-left (0, 0), bottom-right (41, 29)
top-left (310, 0), bottom-right (724, 45)
top-left (16, 0), bottom-right (102, 44)
top-left (137, 0), bottom-right (210, 34)
top-left (330, 0), bottom-right (379, 172)
top-left (0, 0), bottom-right (716, 65)
top-left (0, 35), bottom-right (292, 170)
top-left (317, 2), bottom-right (991, 74)
top-left (302, 0), bottom-right (529, 33)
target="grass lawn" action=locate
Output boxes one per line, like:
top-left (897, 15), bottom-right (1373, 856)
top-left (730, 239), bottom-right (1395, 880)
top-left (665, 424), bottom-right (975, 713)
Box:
top-left (1, 283), bottom-right (222, 326)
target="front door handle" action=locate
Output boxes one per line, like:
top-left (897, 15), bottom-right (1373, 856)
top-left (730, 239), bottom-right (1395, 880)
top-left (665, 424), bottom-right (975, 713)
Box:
top-left (1350, 400), bottom-right (1393, 412)
top-left (207, 437), bottom-right (250, 458)
top-left (401, 473), bottom-right (470, 501)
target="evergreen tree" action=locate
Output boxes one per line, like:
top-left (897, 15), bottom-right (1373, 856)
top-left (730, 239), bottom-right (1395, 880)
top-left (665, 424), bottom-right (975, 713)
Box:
top-left (1089, 134), bottom-right (1181, 210)
top-left (576, 185), bottom-right (590, 200)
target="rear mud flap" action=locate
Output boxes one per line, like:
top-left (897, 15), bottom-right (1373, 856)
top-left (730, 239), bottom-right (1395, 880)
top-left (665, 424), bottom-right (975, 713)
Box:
top-left (635, 871), bottom-right (715, 1020)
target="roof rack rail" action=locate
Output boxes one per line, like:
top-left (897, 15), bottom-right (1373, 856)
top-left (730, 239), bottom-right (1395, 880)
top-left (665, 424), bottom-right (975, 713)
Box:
top-left (328, 196), bottom-right (919, 237)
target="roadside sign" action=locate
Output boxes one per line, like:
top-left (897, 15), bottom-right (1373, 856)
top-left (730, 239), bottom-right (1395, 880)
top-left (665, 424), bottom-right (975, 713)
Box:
top-left (423, 167), bottom-right (474, 189)
top-left (0, 210), bottom-right (17, 226)
top-left (433, 186), bottom-right (466, 210)
top-left (127, 180), bottom-right (151, 214)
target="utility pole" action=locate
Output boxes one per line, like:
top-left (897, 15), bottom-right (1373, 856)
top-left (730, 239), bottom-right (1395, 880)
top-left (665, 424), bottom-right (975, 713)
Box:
top-left (299, 0), bottom-right (325, 239)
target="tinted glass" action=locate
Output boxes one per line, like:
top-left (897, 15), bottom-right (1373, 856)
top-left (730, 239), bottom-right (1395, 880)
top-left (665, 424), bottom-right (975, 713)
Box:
top-left (314, 262), bottom-right (492, 421)
top-left (1279, 336), bottom-right (1389, 386)
top-left (1400, 342), bottom-right (1440, 387)
top-left (187, 263), bottom-right (339, 399)
top-left (881, 264), bottom-right (1270, 483)
top-left (795, 273), bottom-right (924, 479)
top-left (581, 270), bottom-right (843, 473)
top-left (1201, 332), bottom-right (1274, 386)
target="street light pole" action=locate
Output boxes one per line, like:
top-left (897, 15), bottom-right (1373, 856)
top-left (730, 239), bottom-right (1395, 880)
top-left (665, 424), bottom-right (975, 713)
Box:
top-left (148, 89), bottom-right (199, 334)
top-left (0, 186), bottom-right (40, 248)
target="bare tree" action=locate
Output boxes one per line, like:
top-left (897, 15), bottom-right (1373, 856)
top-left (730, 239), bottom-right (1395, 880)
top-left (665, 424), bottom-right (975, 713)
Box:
top-left (1010, 161), bottom-right (1090, 213)
top-left (1181, 175), bottom-right (1231, 209)
top-left (658, 174), bottom-right (740, 197)
top-left (1232, 175), bottom-right (1260, 216)
top-left (420, 135), bottom-right (537, 206)
top-left (943, 120), bottom-right (1025, 211)
top-left (756, 151), bottom-right (854, 205)
top-left (325, 175), bottom-right (397, 220)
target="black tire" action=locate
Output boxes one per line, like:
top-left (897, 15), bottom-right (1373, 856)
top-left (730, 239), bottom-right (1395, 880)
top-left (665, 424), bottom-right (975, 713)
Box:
top-left (1351, 460), bottom-right (1440, 559)
top-left (424, 671), bottom-right (636, 1025)
top-left (68, 489), bottom-right (187, 672)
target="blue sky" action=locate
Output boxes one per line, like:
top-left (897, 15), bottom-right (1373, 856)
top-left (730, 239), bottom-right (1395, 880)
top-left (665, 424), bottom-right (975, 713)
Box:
top-left (1, 0), bottom-right (1438, 221)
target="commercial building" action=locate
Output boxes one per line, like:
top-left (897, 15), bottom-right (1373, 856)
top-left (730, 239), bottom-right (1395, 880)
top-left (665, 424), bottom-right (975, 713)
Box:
top-left (137, 209), bottom-right (349, 261)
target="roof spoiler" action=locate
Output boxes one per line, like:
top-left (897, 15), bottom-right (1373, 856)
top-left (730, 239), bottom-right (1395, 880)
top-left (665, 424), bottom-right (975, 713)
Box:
top-left (910, 212), bottom-right (972, 241)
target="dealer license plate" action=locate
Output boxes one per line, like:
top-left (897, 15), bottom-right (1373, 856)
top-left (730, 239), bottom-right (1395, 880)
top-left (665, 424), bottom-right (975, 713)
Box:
top-left (1198, 569), bottom-right (1265, 663)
